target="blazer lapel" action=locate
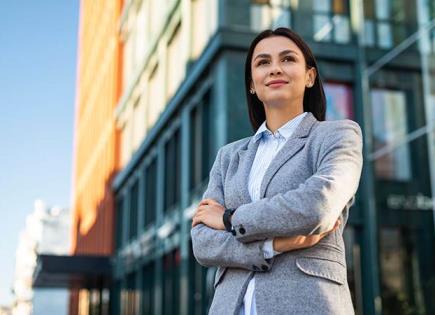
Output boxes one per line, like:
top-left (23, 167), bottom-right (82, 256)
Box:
top-left (235, 138), bottom-right (260, 205)
top-left (259, 113), bottom-right (318, 198)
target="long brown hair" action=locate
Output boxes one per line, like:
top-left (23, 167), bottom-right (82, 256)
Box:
top-left (245, 27), bottom-right (326, 131)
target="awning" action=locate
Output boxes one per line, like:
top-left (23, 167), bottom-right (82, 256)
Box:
top-left (33, 254), bottom-right (112, 289)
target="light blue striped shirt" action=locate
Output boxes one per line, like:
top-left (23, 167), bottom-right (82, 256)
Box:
top-left (240, 111), bottom-right (308, 315)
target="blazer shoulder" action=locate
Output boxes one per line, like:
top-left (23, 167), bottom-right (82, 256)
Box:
top-left (219, 136), bottom-right (252, 156)
top-left (312, 119), bottom-right (362, 141)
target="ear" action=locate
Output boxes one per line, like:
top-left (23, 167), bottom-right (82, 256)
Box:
top-left (305, 67), bottom-right (317, 88)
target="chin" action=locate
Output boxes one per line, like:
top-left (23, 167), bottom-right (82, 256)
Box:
top-left (262, 95), bottom-right (292, 107)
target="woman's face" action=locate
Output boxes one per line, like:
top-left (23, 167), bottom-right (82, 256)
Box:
top-left (250, 36), bottom-right (316, 109)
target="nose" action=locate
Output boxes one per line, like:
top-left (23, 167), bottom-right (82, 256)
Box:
top-left (269, 61), bottom-right (282, 76)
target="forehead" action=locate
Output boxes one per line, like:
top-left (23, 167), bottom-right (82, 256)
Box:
top-left (253, 35), bottom-right (302, 57)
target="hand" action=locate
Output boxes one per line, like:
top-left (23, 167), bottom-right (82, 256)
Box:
top-left (191, 199), bottom-right (226, 230)
top-left (273, 219), bottom-right (341, 253)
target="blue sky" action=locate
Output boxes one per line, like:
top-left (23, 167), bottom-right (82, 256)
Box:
top-left (0, 1), bottom-right (79, 306)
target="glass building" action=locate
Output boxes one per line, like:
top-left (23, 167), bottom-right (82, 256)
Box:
top-left (49, 0), bottom-right (435, 314)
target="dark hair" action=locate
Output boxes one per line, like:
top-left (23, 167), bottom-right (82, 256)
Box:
top-left (245, 27), bottom-right (326, 131)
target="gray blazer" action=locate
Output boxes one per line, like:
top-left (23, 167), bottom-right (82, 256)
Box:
top-left (191, 112), bottom-right (363, 315)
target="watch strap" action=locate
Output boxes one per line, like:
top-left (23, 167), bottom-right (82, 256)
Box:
top-left (223, 208), bottom-right (236, 232)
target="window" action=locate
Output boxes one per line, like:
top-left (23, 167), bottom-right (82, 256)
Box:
top-left (133, 97), bottom-right (146, 152)
top-left (324, 82), bottom-right (354, 120)
top-left (250, 0), bottom-right (291, 32)
top-left (121, 121), bottom-right (133, 168)
top-left (147, 63), bottom-right (165, 130)
top-left (188, 242), bottom-right (214, 314)
top-left (363, 0), bottom-right (413, 49)
top-left (189, 93), bottom-right (211, 197)
top-left (431, 0), bottom-right (435, 52)
top-left (167, 23), bottom-right (185, 99)
top-left (164, 129), bottom-right (181, 212)
top-left (313, 0), bottom-right (351, 43)
top-left (115, 197), bottom-right (124, 250)
top-left (191, 0), bottom-right (218, 59)
top-left (162, 250), bottom-right (181, 315)
top-left (129, 181), bottom-right (139, 241)
top-left (149, 0), bottom-right (167, 42)
top-left (121, 273), bottom-right (139, 315)
top-left (135, 1), bottom-right (148, 66)
top-left (371, 89), bottom-right (411, 180)
top-left (144, 158), bottom-right (157, 227)
top-left (141, 262), bottom-right (155, 315)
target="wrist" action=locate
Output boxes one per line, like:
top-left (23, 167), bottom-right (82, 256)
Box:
top-left (273, 238), bottom-right (282, 253)
top-left (223, 208), bottom-right (236, 232)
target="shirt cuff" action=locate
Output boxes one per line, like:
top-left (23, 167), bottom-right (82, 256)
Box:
top-left (262, 238), bottom-right (281, 259)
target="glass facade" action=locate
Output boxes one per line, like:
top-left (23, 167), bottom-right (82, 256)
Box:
top-left (110, 0), bottom-right (435, 314)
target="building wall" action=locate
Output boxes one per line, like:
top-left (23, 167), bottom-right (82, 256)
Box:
top-left (115, 0), bottom-right (219, 167)
top-left (71, 0), bottom-right (123, 256)
top-left (67, 0), bottom-right (435, 314)
top-left (70, 0), bottom-right (123, 314)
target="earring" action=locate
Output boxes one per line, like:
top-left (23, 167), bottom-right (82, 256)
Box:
top-left (250, 89), bottom-right (255, 94)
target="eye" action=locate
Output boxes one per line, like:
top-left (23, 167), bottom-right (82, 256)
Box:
top-left (257, 59), bottom-right (269, 66)
top-left (282, 56), bottom-right (295, 62)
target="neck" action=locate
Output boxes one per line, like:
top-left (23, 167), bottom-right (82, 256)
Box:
top-left (263, 102), bottom-right (303, 133)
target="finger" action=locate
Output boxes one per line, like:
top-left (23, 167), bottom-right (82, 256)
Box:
top-left (199, 198), bottom-right (215, 206)
top-left (202, 199), bottom-right (222, 207)
top-left (192, 215), bottom-right (202, 227)
top-left (196, 205), bottom-right (208, 214)
top-left (198, 199), bottom-right (209, 206)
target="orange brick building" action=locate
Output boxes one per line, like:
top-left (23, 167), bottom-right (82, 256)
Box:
top-left (69, 0), bottom-right (123, 313)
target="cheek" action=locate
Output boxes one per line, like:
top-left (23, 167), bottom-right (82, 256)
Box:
top-left (251, 69), bottom-right (265, 86)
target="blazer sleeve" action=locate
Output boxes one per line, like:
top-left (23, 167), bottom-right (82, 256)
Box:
top-left (191, 148), bottom-right (273, 271)
top-left (230, 121), bottom-right (363, 243)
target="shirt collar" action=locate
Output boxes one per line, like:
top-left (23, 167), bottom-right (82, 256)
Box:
top-left (253, 112), bottom-right (308, 143)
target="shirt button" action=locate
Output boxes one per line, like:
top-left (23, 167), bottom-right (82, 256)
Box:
top-left (261, 264), bottom-right (269, 271)
top-left (239, 227), bottom-right (246, 234)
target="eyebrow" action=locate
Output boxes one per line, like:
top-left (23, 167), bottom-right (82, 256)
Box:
top-left (253, 49), bottom-right (298, 61)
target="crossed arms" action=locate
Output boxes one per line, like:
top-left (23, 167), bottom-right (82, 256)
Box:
top-left (190, 122), bottom-right (363, 271)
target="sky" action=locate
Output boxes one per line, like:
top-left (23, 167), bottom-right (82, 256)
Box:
top-left (0, 1), bottom-right (79, 306)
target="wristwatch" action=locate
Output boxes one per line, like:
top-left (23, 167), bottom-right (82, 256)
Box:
top-left (223, 208), bottom-right (236, 233)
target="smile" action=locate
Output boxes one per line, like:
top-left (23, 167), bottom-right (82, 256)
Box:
top-left (266, 80), bottom-right (288, 88)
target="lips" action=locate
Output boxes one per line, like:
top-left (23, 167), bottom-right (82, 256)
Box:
top-left (266, 79), bottom-right (288, 87)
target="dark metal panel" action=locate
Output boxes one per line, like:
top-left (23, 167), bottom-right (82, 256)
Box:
top-left (33, 254), bottom-right (112, 289)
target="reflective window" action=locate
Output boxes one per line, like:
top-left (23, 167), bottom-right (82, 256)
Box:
top-left (162, 250), bottom-right (181, 315)
top-left (343, 226), bottom-right (363, 315)
top-left (313, 0), bottom-right (351, 43)
top-left (129, 180), bottom-right (139, 241)
top-left (144, 158), bottom-right (157, 227)
top-left (371, 89), bottom-right (411, 181)
top-left (363, 0), bottom-right (415, 49)
top-left (188, 242), bottom-right (214, 315)
top-left (141, 262), bottom-right (155, 315)
top-left (250, 0), bottom-right (291, 32)
top-left (191, 0), bottom-right (218, 59)
top-left (189, 91), bottom-right (212, 200)
top-left (164, 129), bottom-right (181, 212)
top-left (121, 273), bottom-right (139, 315)
top-left (132, 97), bottom-right (146, 152)
top-left (115, 197), bottom-right (124, 250)
top-left (324, 82), bottom-right (354, 120)
top-left (379, 227), bottom-right (432, 315)
top-left (167, 23), bottom-right (185, 99)
top-left (147, 63), bottom-right (165, 130)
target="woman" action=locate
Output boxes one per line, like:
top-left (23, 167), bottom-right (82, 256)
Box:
top-left (191, 27), bottom-right (363, 315)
